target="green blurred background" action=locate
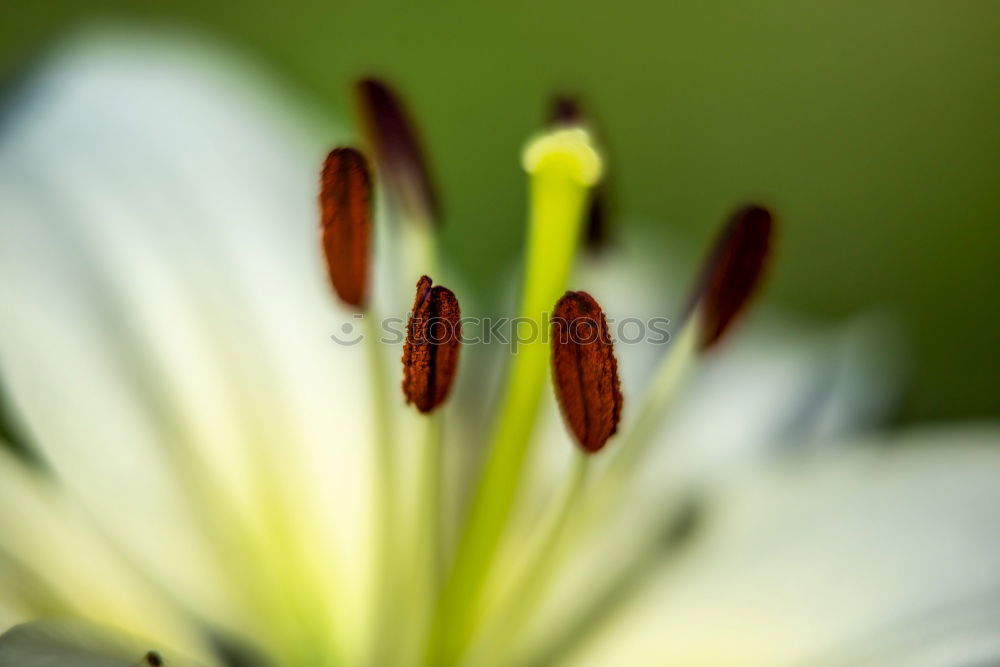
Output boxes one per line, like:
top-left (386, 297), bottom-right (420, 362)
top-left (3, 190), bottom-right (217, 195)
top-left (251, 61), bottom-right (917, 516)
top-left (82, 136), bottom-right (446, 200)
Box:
top-left (2, 0), bottom-right (997, 423)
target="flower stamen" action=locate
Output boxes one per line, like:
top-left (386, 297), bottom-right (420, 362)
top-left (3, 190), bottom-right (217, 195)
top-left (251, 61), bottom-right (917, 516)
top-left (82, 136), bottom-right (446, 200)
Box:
top-left (688, 204), bottom-right (774, 349)
top-left (320, 147), bottom-right (373, 308)
top-left (584, 205), bottom-right (775, 533)
top-left (402, 275), bottom-right (462, 413)
top-left (550, 290), bottom-right (623, 453)
top-left (355, 77), bottom-right (439, 227)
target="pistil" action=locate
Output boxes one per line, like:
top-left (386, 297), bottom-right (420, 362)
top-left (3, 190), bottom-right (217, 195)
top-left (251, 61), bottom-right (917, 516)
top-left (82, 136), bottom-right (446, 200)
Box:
top-left (427, 126), bottom-right (603, 665)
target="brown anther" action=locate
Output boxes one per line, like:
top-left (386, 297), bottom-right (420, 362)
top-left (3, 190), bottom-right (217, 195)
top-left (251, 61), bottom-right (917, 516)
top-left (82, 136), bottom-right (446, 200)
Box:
top-left (144, 651), bottom-right (163, 666)
top-left (546, 94), bottom-right (611, 251)
top-left (402, 276), bottom-right (461, 413)
top-left (687, 204), bottom-right (774, 350)
top-left (550, 291), bottom-right (623, 453)
top-left (583, 183), bottom-right (610, 251)
top-left (548, 94), bottom-right (584, 126)
top-left (355, 77), bottom-right (440, 224)
top-left (320, 147), bottom-right (372, 308)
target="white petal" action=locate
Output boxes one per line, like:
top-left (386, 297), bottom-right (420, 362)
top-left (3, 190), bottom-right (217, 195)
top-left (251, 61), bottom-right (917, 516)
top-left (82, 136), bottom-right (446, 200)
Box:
top-left (564, 428), bottom-right (1000, 666)
top-left (0, 446), bottom-right (210, 660)
top-left (0, 27), bottom-right (381, 657)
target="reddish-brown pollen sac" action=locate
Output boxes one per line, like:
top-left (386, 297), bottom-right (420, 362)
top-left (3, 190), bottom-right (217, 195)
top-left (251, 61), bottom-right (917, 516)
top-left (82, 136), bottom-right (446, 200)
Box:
top-left (689, 204), bottom-right (774, 350)
top-left (320, 147), bottom-right (372, 308)
top-left (355, 77), bottom-right (440, 224)
top-left (550, 291), bottom-right (623, 453)
top-left (402, 275), bottom-right (462, 413)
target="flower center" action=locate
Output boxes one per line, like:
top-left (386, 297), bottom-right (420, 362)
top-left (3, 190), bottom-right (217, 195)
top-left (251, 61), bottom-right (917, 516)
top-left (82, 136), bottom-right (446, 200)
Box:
top-left (317, 79), bottom-right (773, 666)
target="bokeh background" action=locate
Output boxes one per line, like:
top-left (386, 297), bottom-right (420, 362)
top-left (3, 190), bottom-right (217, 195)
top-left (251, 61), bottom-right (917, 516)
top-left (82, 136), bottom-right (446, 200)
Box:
top-left (2, 0), bottom-right (997, 423)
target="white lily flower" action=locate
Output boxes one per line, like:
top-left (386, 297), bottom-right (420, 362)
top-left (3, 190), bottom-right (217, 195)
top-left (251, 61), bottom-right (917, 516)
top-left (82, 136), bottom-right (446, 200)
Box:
top-left (0, 28), bottom-right (998, 667)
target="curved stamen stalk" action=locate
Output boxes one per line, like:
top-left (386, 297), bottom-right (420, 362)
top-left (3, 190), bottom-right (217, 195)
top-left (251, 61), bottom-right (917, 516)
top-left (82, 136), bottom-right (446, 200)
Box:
top-left (362, 308), bottom-right (398, 647)
top-left (355, 77), bottom-right (441, 289)
top-left (354, 77), bottom-right (440, 230)
top-left (320, 147), bottom-right (402, 665)
top-left (523, 500), bottom-right (703, 667)
top-left (397, 275), bottom-right (462, 664)
top-left (554, 205), bottom-right (775, 578)
top-left (600, 204), bottom-right (774, 505)
top-left (404, 411), bottom-right (445, 662)
top-left (355, 79), bottom-right (448, 665)
top-left (596, 319), bottom-right (700, 503)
